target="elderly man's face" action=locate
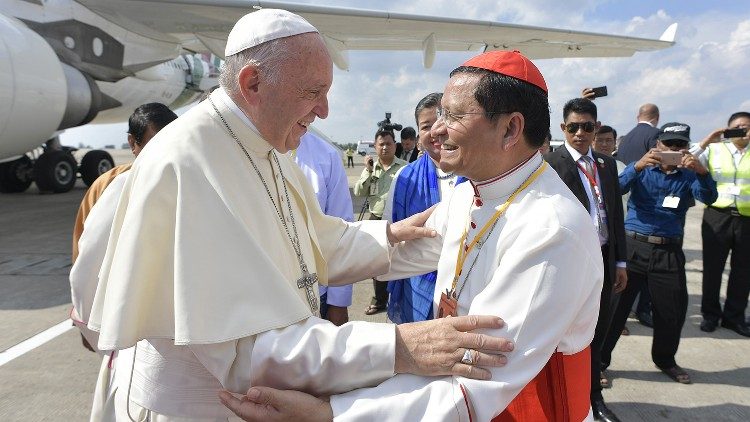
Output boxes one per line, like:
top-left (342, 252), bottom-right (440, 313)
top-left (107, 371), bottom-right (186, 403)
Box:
top-left (593, 131), bottom-right (616, 156)
top-left (561, 112), bottom-right (599, 156)
top-left (253, 34), bottom-right (332, 152)
top-left (432, 73), bottom-right (504, 180)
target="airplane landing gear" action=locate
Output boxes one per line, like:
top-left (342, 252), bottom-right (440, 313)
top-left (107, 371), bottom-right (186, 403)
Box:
top-left (0, 156), bottom-right (34, 193)
top-left (79, 150), bottom-right (114, 186)
top-left (33, 150), bottom-right (78, 193)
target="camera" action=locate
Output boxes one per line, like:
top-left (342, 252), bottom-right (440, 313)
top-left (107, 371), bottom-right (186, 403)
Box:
top-left (591, 86), bottom-right (608, 98)
top-left (377, 112), bottom-right (403, 132)
top-left (724, 128), bottom-right (748, 139)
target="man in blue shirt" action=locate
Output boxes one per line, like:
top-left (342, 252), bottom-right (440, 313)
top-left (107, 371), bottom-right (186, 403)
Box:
top-left (601, 122), bottom-right (717, 385)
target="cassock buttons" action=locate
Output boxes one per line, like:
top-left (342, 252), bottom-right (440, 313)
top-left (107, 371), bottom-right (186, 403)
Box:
top-left (474, 198), bottom-right (483, 206)
top-left (471, 222), bottom-right (477, 229)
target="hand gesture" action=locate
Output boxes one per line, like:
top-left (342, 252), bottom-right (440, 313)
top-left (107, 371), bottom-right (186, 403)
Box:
top-left (634, 148), bottom-right (662, 172)
top-left (680, 150), bottom-right (708, 175)
top-left (395, 315), bottom-right (514, 380)
top-left (698, 128), bottom-right (726, 149)
top-left (219, 388), bottom-right (332, 422)
top-left (387, 204), bottom-right (438, 244)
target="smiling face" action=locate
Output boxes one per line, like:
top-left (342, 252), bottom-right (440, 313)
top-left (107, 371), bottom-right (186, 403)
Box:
top-left (431, 73), bottom-right (504, 180)
top-left (240, 33), bottom-right (332, 153)
top-left (417, 107), bottom-right (441, 161)
top-left (561, 112), bottom-right (599, 156)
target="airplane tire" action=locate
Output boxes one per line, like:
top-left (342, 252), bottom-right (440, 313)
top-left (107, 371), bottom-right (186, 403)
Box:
top-left (0, 156), bottom-right (33, 193)
top-left (34, 150), bottom-right (77, 193)
top-left (79, 150), bottom-right (114, 187)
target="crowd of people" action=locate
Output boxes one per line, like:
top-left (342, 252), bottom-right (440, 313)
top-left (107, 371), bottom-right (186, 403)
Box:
top-left (67, 8), bottom-right (749, 422)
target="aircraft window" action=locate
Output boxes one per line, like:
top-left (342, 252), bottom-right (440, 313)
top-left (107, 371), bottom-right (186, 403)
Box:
top-left (92, 37), bottom-right (103, 57)
top-left (64, 36), bottom-right (75, 49)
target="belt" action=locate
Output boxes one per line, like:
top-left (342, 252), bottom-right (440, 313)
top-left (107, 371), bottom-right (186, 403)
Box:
top-left (709, 206), bottom-right (747, 217)
top-left (625, 231), bottom-right (682, 245)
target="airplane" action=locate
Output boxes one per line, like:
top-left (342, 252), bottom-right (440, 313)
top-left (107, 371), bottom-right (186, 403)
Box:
top-left (0, 0), bottom-right (677, 194)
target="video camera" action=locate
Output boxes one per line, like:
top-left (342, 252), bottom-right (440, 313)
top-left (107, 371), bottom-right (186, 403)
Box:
top-left (377, 112), bottom-right (403, 132)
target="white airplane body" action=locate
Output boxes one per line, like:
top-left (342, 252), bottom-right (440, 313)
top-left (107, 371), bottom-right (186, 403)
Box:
top-left (0, 0), bottom-right (676, 193)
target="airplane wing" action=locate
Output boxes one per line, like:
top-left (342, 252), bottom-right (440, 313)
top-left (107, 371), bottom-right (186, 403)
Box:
top-left (78, 0), bottom-right (677, 70)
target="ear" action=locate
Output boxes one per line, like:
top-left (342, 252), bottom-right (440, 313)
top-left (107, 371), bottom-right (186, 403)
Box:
top-left (502, 112), bottom-right (525, 151)
top-left (237, 64), bottom-right (261, 106)
top-left (560, 122), bottom-right (567, 133)
top-left (127, 134), bottom-right (137, 153)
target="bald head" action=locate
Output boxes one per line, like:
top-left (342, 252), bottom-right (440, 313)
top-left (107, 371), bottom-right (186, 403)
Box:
top-left (637, 103), bottom-right (659, 125)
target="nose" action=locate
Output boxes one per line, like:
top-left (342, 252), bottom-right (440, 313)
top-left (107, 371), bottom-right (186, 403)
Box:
top-left (431, 117), bottom-right (447, 140)
top-left (314, 95), bottom-right (329, 119)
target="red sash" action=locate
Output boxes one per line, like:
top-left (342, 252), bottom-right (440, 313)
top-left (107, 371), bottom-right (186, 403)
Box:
top-left (492, 347), bottom-right (591, 422)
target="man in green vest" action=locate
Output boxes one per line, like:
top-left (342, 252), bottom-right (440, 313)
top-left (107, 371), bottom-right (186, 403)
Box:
top-left (691, 111), bottom-right (750, 337)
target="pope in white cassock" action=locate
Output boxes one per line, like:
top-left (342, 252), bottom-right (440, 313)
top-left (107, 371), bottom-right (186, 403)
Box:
top-left (221, 52), bottom-right (604, 420)
top-left (79, 9), bottom-right (514, 422)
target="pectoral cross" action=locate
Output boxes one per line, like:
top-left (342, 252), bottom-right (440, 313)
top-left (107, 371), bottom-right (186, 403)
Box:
top-left (296, 264), bottom-right (319, 313)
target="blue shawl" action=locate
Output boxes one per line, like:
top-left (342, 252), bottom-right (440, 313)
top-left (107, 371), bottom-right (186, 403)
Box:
top-left (387, 154), bottom-right (465, 323)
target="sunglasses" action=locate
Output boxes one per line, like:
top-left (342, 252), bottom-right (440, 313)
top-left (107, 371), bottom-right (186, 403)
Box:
top-left (661, 139), bottom-right (689, 148)
top-left (564, 122), bottom-right (596, 134)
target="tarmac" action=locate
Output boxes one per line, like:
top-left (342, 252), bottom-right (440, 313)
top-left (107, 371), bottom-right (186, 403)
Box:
top-left (0, 149), bottom-right (748, 421)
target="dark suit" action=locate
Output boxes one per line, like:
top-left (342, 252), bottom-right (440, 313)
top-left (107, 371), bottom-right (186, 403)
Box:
top-left (545, 145), bottom-right (626, 403)
top-left (395, 143), bottom-right (419, 163)
top-left (615, 122), bottom-right (659, 165)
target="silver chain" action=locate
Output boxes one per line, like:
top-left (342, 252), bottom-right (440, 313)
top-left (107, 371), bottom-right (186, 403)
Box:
top-left (209, 98), bottom-right (307, 270)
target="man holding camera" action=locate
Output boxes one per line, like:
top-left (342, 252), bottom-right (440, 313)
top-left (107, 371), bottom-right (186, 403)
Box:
top-left (354, 128), bottom-right (408, 314)
top-left (602, 122), bottom-right (717, 386)
top-left (690, 112), bottom-right (750, 337)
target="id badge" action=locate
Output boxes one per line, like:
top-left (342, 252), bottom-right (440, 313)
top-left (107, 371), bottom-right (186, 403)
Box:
top-left (662, 195), bottom-right (680, 208)
top-left (369, 182), bottom-right (378, 196)
top-left (724, 184), bottom-right (742, 196)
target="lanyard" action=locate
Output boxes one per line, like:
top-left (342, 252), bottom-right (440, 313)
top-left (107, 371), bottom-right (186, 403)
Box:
top-left (576, 160), bottom-right (604, 206)
top-left (451, 162), bottom-right (547, 292)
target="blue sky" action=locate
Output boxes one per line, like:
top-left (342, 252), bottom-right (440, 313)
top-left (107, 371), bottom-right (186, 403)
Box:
top-left (62, 0), bottom-right (750, 148)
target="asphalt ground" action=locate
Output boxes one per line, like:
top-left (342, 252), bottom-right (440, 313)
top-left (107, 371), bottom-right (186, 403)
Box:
top-left (0, 149), bottom-right (748, 421)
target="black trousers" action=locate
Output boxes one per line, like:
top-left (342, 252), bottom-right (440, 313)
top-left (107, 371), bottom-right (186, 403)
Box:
top-left (701, 207), bottom-right (750, 325)
top-left (591, 245), bottom-right (618, 401)
top-left (368, 213), bottom-right (389, 307)
top-left (347, 156), bottom-right (354, 167)
top-left (602, 236), bottom-right (687, 369)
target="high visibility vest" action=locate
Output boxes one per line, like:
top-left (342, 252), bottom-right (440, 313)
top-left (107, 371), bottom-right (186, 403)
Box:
top-left (707, 143), bottom-right (750, 216)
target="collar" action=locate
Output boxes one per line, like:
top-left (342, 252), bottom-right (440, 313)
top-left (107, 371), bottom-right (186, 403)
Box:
top-left (638, 120), bottom-right (656, 127)
top-left (213, 88), bottom-right (272, 153)
top-left (470, 152), bottom-right (542, 201)
top-left (726, 142), bottom-right (748, 155)
top-left (564, 141), bottom-right (594, 163)
top-left (647, 165), bottom-right (681, 176)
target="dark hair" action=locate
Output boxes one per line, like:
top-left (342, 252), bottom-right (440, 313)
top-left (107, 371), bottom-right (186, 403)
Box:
top-left (400, 126), bottom-right (417, 140)
top-left (563, 98), bottom-right (597, 121)
top-left (598, 125), bottom-right (616, 139)
top-left (728, 111), bottom-right (750, 126)
top-left (374, 128), bottom-right (395, 142)
top-left (448, 66), bottom-right (550, 148)
top-left (128, 103), bottom-right (178, 144)
top-left (414, 92), bottom-right (443, 124)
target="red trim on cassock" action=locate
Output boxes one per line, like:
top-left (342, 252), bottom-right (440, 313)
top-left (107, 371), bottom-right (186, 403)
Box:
top-left (493, 347), bottom-right (591, 422)
top-left (459, 383), bottom-right (473, 422)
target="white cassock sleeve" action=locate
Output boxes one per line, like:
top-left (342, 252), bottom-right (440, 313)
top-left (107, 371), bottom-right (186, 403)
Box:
top-left (188, 317), bottom-right (396, 395)
top-left (329, 207), bottom-right (602, 420)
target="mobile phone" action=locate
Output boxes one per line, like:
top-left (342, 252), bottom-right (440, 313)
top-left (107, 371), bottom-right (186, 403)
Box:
top-left (591, 86), bottom-right (608, 98)
top-left (367, 157), bottom-right (374, 166)
top-left (723, 128), bottom-right (748, 139)
top-left (656, 151), bottom-right (683, 166)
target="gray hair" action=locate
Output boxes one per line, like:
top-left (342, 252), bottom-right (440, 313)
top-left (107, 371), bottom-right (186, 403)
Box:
top-left (219, 36), bottom-right (292, 97)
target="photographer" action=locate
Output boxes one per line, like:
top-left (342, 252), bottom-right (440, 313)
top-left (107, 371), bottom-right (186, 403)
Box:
top-left (602, 122), bottom-right (717, 386)
top-left (353, 128), bottom-right (408, 314)
top-left (690, 112), bottom-right (750, 337)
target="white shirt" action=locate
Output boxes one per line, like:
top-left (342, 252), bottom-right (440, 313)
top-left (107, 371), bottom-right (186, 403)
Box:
top-left (330, 153), bottom-right (602, 421)
top-left (564, 142), bottom-right (609, 246)
top-left (292, 132), bottom-right (354, 306)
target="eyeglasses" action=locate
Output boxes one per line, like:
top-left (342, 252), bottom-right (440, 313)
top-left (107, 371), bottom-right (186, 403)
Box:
top-left (436, 108), bottom-right (509, 126)
top-left (564, 122), bottom-right (596, 134)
